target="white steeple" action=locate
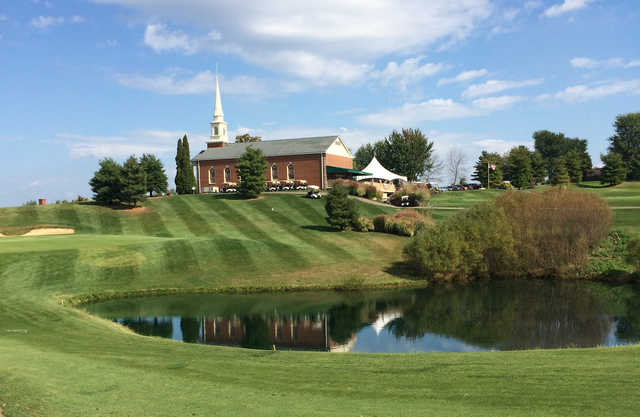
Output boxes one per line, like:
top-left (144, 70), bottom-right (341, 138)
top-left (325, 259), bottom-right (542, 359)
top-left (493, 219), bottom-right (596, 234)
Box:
top-left (208, 76), bottom-right (228, 146)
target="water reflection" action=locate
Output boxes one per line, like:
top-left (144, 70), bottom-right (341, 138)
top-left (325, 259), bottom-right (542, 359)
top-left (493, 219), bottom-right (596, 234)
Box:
top-left (87, 280), bottom-right (640, 353)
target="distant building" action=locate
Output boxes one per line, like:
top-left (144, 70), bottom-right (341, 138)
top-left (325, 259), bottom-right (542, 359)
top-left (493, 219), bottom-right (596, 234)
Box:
top-left (191, 78), bottom-right (368, 192)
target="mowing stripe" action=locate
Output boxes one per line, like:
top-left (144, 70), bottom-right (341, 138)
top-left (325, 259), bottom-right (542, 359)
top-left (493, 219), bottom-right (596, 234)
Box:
top-left (252, 199), bottom-right (355, 260)
top-left (280, 195), bottom-right (328, 225)
top-left (165, 197), bottom-right (214, 237)
top-left (36, 249), bottom-right (80, 288)
top-left (139, 207), bottom-right (173, 237)
top-left (53, 204), bottom-right (90, 233)
top-left (13, 205), bottom-right (39, 227)
top-left (98, 209), bottom-right (123, 235)
top-left (162, 239), bottom-right (200, 274)
top-left (207, 198), bottom-right (310, 267)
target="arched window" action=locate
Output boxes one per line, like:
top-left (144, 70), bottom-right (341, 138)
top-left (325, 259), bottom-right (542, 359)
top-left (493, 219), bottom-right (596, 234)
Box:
top-left (214, 126), bottom-right (219, 135)
top-left (287, 163), bottom-right (294, 180)
top-left (224, 167), bottom-right (231, 182)
top-left (271, 164), bottom-right (279, 180)
top-left (209, 167), bottom-right (216, 184)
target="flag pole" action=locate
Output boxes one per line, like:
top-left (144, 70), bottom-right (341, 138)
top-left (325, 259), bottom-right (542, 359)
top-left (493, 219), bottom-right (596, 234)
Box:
top-left (487, 161), bottom-right (490, 190)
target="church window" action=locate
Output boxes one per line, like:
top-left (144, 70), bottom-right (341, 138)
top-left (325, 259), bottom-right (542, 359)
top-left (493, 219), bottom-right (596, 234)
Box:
top-left (224, 167), bottom-right (231, 182)
top-left (287, 163), bottom-right (294, 180)
top-left (214, 126), bottom-right (219, 135)
top-left (271, 164), bottom-right (279, 180)
top-left (209, 167), bottom-right (216, 184)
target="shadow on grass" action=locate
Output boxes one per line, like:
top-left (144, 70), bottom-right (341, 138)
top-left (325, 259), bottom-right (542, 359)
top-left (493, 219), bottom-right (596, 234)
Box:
top-left (301, 225), bottom-right (340, 233)
top-left (384, 261), bottom-right (424, 281)
top-left (577, 183), bottom-right (614, 189)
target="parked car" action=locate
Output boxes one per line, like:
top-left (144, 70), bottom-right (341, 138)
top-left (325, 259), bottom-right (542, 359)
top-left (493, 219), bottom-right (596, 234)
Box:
top-left (306, 188), bottom-right (321, 199)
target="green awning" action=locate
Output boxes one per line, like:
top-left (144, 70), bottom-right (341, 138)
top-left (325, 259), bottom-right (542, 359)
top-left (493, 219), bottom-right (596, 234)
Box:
top-left (326, 166), bottom-right (372, 175)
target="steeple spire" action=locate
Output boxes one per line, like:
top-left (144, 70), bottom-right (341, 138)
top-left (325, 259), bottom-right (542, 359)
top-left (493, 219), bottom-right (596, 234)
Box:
top-left (213, 76), bottom-right (224, 120)
top-left (207, 75), bottom-right (229, 148)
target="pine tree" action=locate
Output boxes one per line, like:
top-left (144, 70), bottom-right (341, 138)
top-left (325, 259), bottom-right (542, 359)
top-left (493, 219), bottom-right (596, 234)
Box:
top-left (140, 154), bottom-right (168, 197)
top-left (175, 137), bottom-right (184, 193)
top-left (550, 158), bottom-right (570, 188)
top-left (565, 150), bottom-right (583, 183)
top-left (531, 151), bottom-right (546, 185)
top-left (236, 146), bottom-right (268, 198)
top-left (472, 151), bottom-right (503, 188)
top-left (89, 158), bottom-right (123, 205)
top-left (181, 134), bottom-right (197, 194)
top-left (504, 146), bottom-right (533, 189)
top-left (121, 155), bottom-right (147, 207)
top-left (325, 183), bottom-right (359, 231)
top-left (600, 152), bottom-right (628, 185)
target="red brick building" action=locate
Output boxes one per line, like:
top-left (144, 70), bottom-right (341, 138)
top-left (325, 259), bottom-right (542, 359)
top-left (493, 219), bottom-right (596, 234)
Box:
top-left (190, 77), bottom-right (365, 192)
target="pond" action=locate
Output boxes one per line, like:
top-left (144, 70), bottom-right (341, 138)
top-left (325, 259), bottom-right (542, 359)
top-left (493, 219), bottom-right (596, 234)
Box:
top-left (85, 280), bottom-right (640, 353)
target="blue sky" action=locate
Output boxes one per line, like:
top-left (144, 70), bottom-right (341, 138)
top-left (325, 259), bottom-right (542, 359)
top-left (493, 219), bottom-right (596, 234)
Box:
top-left (1, 0), bottom-right (639, 206)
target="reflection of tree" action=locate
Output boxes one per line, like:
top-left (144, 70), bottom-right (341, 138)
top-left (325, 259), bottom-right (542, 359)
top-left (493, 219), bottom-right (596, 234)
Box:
top-left (180, 317), bottom-right (200, 343)
top-left (386, 281), bottom-right (617, 349)
top-left (328, 304), bottom-right (367, 344)
top-left (616, 291), bottom-right (640, 343)
top-left (241, 316), bottom-right (272, 349)
top-left (119, 317), bottom-right (173, 339)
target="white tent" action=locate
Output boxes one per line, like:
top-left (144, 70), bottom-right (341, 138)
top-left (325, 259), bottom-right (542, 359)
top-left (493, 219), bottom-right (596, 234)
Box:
top-left (356, 156), bottom-right (408, 182)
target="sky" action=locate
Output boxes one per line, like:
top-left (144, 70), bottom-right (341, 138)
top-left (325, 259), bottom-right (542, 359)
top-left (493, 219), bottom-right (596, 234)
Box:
top-left (1, 0), bottom-right (639, 206)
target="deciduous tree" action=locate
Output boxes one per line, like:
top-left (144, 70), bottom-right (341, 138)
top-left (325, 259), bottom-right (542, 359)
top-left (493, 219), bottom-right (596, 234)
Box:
top-left (608, 112), bottom-right (640, 180)
top-left (375, 129), bottom-right (435, 182)
top-left (354, 143), bottom-right (375, 171)
top-left (504, 146), bottom-right (533, 189)
top-left (235, 133), bottom-right (262, 143)
top-left (446, 147), bottom-right (467, 186)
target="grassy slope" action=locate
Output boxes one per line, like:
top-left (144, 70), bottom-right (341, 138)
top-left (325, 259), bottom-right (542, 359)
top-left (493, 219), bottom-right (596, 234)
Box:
top-left (0, 194), bottom-right (639, 416)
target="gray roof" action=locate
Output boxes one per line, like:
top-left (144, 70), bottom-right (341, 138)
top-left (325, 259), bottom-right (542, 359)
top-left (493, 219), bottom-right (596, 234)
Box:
top-left (191, 136), bottom-right (342, 162)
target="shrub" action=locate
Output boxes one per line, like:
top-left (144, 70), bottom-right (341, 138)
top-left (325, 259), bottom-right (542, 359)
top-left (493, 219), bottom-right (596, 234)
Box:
top-left (325, 183), bottom-right (359, 231)
top-left (627, 238), bottom-right (640, 270)
top-left (365, 185), bottom-right (378, 199)
top-left (404, 189), bottom-right (612, 281)
top-left (372, 209), bottom-right (433, 237)
top-left (390, 183), bottom-right (430, 207)
top-left (23, 200), bottom-right (37, 206)
top-left (354, 216), bottom-right (374, 232)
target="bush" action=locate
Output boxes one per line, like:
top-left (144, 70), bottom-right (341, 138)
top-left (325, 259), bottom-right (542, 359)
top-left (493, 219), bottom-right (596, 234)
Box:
top-left (404, 189), bottom-right (612, 281)
top-left (354, 216), bottom-right (374, 232)
top-left (390, 183), bottom-right (430, 207)
top-left (372, 209), bottom-right (433, 237)
top-left (365, 185), bottom-right (378, 199)
top-left (627, 238), bottom-right (640, 270)
top-left (325, 183), bottom-right (359, 231)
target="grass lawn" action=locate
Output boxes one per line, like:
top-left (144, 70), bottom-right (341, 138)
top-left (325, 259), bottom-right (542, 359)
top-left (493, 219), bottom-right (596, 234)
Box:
top-left (1, 193), bottom-right (639, 416)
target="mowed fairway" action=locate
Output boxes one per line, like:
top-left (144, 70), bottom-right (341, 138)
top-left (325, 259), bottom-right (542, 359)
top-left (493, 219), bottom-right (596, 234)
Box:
top-left (0, 193), bottom-right (639, 416)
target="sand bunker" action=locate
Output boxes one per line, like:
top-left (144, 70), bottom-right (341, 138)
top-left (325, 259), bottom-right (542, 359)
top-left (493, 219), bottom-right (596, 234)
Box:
top-left (0, 228), bottom-right (75, 237)
top-left (22, 228), bottom-right (75, 236)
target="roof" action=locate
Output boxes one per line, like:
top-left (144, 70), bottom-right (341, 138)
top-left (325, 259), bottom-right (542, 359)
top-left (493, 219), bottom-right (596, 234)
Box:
top-left (192, 136), bottom-right (346, 162)
top-left (326, 166), bottom-right (372, 175)
top-left (356, 156), bottom-right (408, 182)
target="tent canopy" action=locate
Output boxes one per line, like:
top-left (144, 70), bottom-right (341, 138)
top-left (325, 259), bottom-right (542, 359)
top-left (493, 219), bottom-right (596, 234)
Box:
top-left (356, 157), bottom-right (407, 182)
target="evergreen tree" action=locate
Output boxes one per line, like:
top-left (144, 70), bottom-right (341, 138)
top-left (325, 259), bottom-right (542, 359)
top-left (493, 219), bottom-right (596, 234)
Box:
top-left (325, 183), bottom-right (359, 231)
top-left (472, 151), bottom-right (504, 188)
top-left (504, 146), bottom-right (533, 189)
top-left (565, 150), bottom-right (583, 183)
top-left (181, 134), bottom-right (197, 193)
top-left (531, 151), bottom-right (546, 184)
top-left (140, 154), bottom-right (168, 197)
top-left (175, 137), bottom-right (185, 193)
top-left (600, 152), bottom-right (628, 185)
top-left (608, 112), bottom-right (640, 180)
top-left (550, 158), bottom-right (570, 188)
top-left (89, 158), bottom-right (123, 205)
top-left (236, 146), bottom-right (268, 198)
top-left (120, 155), bottom-right (147, 207)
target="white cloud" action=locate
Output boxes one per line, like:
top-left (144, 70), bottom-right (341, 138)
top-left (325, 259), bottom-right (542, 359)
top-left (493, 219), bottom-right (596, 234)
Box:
top-left (30, 15), bottom-right (86, 29)
top-left (537, 79), bottom-right (640, 103)
top-left (57, 130), bottom-right (208, 159)
top-left (358, 95), bottom-right (522, 127)
top-left (30, 16), bottom-right (64, 29)
top-left (542, 0), bottom-right (592, 18)
top-left (503, 8), bottom-right (520, 21)
top-left (0, 15), bottom-right (7, 22)
top-left (143, 23), bottom-right (221, 55)
top-left (524, 1), bottom-right (543, 10)
top-left (94, 0), bottom-right (492, 85)
top-left (370, 57), bottom-right (444, 90)
top-left (114, 70), bottom-right (275, 97)
top-left (438, 69), bottom-right (488, 86)
top-left (570, 57), bottom-right (640, 69)
top-left (462, 78), bottom-right (543, 98)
